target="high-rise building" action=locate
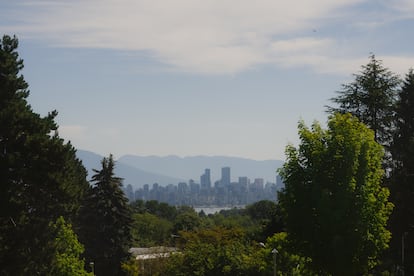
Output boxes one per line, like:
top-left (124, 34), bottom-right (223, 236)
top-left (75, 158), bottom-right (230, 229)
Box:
top-left (238, 176), bottom-right (250, 187)
top-left (253, 178), bottom-right (264, 189)
top-left (221, 167), bottom-right (231, 187)
top-left (200, 168), bottom-right (211, 189)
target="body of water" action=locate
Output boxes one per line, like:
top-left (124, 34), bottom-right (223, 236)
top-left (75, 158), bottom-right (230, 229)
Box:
top-left (194, 206), bottom-right (245, 215)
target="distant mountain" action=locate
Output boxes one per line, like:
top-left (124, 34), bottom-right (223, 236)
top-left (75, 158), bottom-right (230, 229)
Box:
top-left (76, 150), bottom-right (185, 189)
top-left (118, 154), bottom-right (284, 184)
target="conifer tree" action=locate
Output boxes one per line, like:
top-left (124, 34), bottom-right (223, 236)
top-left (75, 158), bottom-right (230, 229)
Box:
top-left (0, 34), bottom-right (89, 275)
top-left (390, 69), bottom-right (414, 273)
top-left (327, 54), bottom-right (400, 149)
top-left (78, 155), bottom-right (133, 276)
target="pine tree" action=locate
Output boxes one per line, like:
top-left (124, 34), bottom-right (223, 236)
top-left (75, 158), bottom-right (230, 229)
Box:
top-left (0, 35), bottom-right (89, 275)
top-left (78, 155), bottom-right (133, 276)
top-left (327, 54), bottom-right (400, 149)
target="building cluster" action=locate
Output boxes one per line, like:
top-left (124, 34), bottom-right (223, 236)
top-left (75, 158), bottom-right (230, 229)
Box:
top-left (124, 167), bottom-right (283, 206)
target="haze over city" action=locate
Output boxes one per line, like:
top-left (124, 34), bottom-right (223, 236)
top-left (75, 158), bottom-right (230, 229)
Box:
top-left (1, 1), bottom-right (414, 160)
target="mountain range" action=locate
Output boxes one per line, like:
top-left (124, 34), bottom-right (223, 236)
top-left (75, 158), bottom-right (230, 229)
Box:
top-left (76, 150), bottom-right (284, 190)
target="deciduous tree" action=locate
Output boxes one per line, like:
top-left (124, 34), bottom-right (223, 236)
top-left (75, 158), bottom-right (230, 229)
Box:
top-left (278, 113), bottom-right (393, 275)
top-left (48, 217), bottom-right (92, 276)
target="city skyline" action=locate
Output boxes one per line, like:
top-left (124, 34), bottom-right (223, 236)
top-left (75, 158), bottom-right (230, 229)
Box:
top-left (124, 166), bottom-right (282, 206)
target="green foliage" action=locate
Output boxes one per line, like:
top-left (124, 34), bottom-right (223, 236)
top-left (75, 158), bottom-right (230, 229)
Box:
top-left (121, 258), bottom-right (139, 276)
top-left (263, 232), bottom-right (315, 275)
top-left (173, 209), bottom-right (201, 232)
top-left (166, 226), bottom-right (263, 276)
top-left (78, 155), bottom-right (133, 276)
top-left (278, 113), bottom-right (393, 275)
top-left (49, 217), bottom-right (92, 276)
top-left (0, 34), bottom-right (88, 275)
top-left (246, 200), bottom-right (285, 240)
top-left (143, 200), bottom-right (178, 220)
top-left (328, 54), bottom-right (400, 147)
top-left (131, 212), bottom-right (173, 247)
top-left (389, 69), bottom-right (414, 273)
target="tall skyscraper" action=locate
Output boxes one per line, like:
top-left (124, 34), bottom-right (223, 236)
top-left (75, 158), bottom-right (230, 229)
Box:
top-left (221, 167), bottom-right (231, 187)
top-left (200, 168), bottom-right (211, 189)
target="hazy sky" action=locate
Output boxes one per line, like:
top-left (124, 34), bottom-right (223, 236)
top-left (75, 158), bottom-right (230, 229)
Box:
top-left (1, 1), bottom-right (414, 160)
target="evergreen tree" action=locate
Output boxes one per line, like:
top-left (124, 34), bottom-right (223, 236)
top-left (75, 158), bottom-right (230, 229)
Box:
top-left (78, 155), bottom-right (133, 276)
top-left (0, 35), bottom-right (89, 275)
top-left (327, 54), bottom-right (400, 149)
top-left (389, 69), bottom-right (414, 273)
top-left (278, 113), bottom-right (393, 275)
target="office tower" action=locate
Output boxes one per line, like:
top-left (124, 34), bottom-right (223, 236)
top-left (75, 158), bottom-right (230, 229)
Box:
top-left (221, 167), bottom-right (231, 187)
top-left (238, 176), bottom-right (249, 187)
top-left (200, 168), bottom-right (211, 189)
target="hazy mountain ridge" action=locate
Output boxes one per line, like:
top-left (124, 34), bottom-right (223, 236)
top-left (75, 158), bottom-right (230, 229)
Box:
top-left (76, 150), bottom-right (185, 189)
top-left (77, 150), bottom-right (284, 189)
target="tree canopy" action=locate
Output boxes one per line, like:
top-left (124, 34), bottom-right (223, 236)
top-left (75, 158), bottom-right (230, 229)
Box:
top-left (389, 69), bottom-right (414, 273)
top-left (0, 34), bottom-right (89, 275)
top-left (278, 113), bottom-right (393, 275)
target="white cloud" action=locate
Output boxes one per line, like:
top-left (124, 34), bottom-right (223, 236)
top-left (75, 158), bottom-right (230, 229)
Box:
top-left (4, 0), bottom-right (413, 74)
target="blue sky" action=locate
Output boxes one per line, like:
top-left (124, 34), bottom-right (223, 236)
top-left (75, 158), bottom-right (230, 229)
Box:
top-left (1, 0), bottom-right (414, 160)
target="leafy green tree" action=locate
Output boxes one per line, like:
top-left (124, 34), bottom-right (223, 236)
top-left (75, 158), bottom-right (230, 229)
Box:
top-left (78, 155), bottom-right (133, 276)
top-left (48, 217), bottom-right (92, 276)
top-left (0, 34), bottom-right (89, 275)
top-left (389, 69), bottom-right (414, 273)
top-left (166, 226), bottom-right (259, 276)
top-left (327, 54), bottom-right (400, 148)
top-left (131, 212), bottom-right (173, 247)
top-left (262, 232), bottom-right (315, 276)
top-left (144, 200), bottom-right (178, 220)
top-left (246, 200), bottom-right (285, 240)
top-left (278, 113), bottom-right (393, 275)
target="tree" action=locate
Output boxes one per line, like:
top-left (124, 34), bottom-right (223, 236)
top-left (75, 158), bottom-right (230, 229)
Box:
top-left (327, 54), bottom-right (400, 149)
top-left (278, 113), bottom-right (393, 275)
top-left (78, 155), bottom-right (133, 276)
top-left (48, 217), bottom-right (92, 276)
top-left (166, 226), bottom-right (260, 276)
top-left (131, 212), bottom-right (173, 247)
top-left (389, 69), bottom-right (414, 273)
top-left (263, 232), bottom-right (315, 276)
top-left (0, 35), bottom-right (89, 275)
top-left (246, 200), bottom-right (285, 240)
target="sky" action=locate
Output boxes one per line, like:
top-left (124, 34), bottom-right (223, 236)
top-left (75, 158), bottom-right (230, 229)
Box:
top-left (1, 0), bottom-right (414, 161)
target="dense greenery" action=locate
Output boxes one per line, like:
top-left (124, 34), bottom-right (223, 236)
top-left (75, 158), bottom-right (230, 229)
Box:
top-left (0, 34), bottom-right (89, 275)
top-left (48, 217), bottom-right (92, 276)
top-left (389, 69), bottom-right (414, 273)
top-left (278, 113), bottom-right (393, 275)
top-left (78, 155), bottom-right (133, 276)
top-left (328, 55), bottom-right (414, 274)
top-left (126, 200), bottom-right (295, 275)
